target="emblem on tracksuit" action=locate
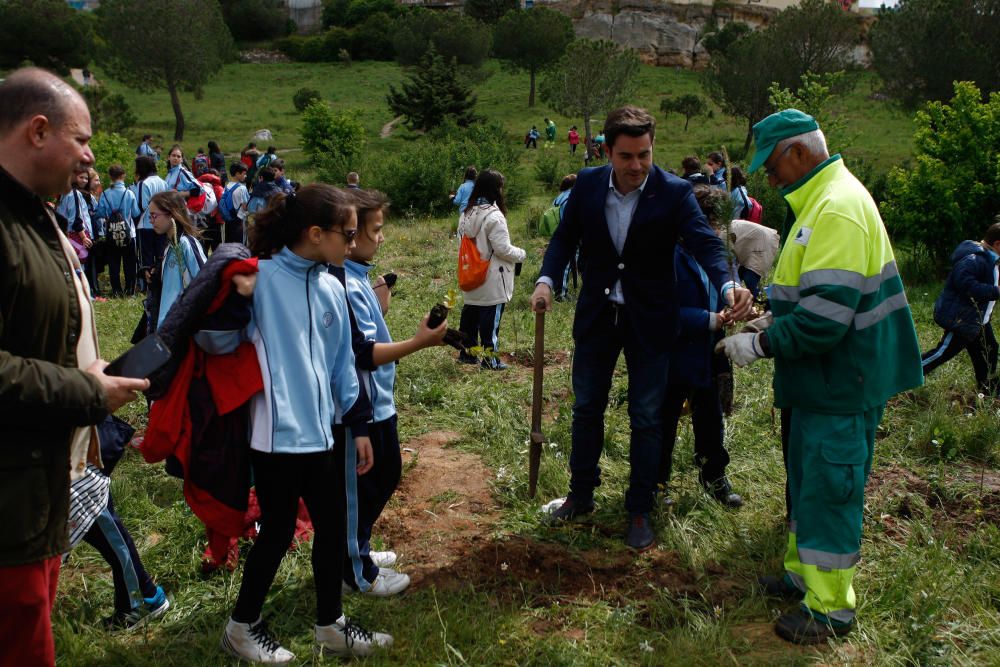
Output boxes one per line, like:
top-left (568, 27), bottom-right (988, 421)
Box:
top-left (322, 312), bottom-right (334, 328)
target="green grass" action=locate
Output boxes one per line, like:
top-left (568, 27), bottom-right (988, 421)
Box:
top-left (57, 214), bottom-right (1000, 665)
top-left (88, 59), bottom-right (915, 188)
top-left (50, 60), bottom-right (1000, 665)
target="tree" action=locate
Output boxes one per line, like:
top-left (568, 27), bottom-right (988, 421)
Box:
top-left (540, 40), bottom-right (641, 142)
top-left (660, 94), bottom-right (709, 131)
top-left (220, 0), bottom-right (289, 41)
top-left (386, 46), bottom-right (478, 132)
top-left (493, 8), bottom-right (574, 107)
top-left (765, 0), bottom-right (860, 85)
top-left (870, 0), bottom-right (1000, 108)
top-left (97, 0), bottom-right (234, 141)
top-left (882, 82), bottom-right (1000, 265)
top-left (463, 0), bottom-right (518, 24)
top-left (81, 85), bottom-right (137, 135)
top-left (393, 8), bottom-right (490, 68)
top-left (768, 71), bottom-right (856, 153)
top-left (702, 30), bottom-right (776, 152)
top-left (0, 0), bottom-right (93, 74)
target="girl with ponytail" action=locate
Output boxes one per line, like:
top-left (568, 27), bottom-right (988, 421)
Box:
top-left (146, 190), bottom-right (205, 330)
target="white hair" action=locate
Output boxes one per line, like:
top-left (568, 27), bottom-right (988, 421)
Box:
top-left (775, 129), bottom-right (828, 160)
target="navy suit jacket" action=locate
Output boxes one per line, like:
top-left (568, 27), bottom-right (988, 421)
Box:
top-left (540, 164), bottom-right (731, 349)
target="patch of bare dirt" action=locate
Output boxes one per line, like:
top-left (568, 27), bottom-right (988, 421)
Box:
top-left (378, 431), bottom-right (740, 608)
top-left (500, 349), bottom-right (572, 369)
top-left (867, 464), bottom-right (1000, 543)
top-left (377, 431), bottom-right (501, 585)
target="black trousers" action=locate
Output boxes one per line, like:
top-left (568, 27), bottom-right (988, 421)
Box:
top-left (232, 448), bottom-right (345, 626)
top-left (921, 325), bottom-right (999, 395)
top-left (342, 416), bottom-right (401, 585)
top-left (659, 382), bottom-right (731, 489)
top-left (105, 239), bottom-right (137, 296)
top-left (82, 495), bottom-right (157, 613)
top-left (459, 303), bottom-right (505, 362)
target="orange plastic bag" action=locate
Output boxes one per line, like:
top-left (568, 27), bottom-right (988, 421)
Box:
top-left (457, 235), bottom-right (489, 291)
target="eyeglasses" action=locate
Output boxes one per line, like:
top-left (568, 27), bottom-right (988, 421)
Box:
top-left (330, 228), bottom-right (358, 242)
top-left (764, 143), bottom-right (795, 177)
top-left (148, 211), bottom-right (166, 221)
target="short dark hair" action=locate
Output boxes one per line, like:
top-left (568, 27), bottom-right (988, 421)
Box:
top-left (229, 162), bottom-right (247, 176)
top-left (135, 155), bottom-right (158, 178)
top-left (258, 167), bottom-right (276, 182)
top-left (707, 151), bottom-right (724, 165)
top-left (559, 173), bottom-right (577, 192)
top-left (108, 164), bottom-right (125, 180)
top-left (352, 189), bottom-right (390, 231)
top-left (266, 146), bottom-right (276, 154)
top-left (986, 221), bottom-right (1000, 245)
top-left (0, 67), bottom-right (78, 135)
top-left (603, 105), bottom-right (655, 148)
top-left (142, 133), bottom-right (152, 141)
top-left (463, 165), bottom-right (478, 181)
top-left (270, 158), bottom-right (285, 171)
top-left (682, 156), bottom-right (702, 174)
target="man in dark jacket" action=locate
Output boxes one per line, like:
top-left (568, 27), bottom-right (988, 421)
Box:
top-left (921, 222), bottom-right (1000, 395)
top-left (532, 105), bottom-right (752, 551)
top-left (0, 68), bottom-right (148, 666)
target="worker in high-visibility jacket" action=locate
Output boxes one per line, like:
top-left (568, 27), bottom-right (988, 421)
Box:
top-left (716, 109), bottom-right (924, 645)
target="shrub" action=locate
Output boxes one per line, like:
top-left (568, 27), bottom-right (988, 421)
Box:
top-left (533, 150), bottom-right (564, 188)
top-left (221, 0), bottom-right (288, 41)
top-left (300, 101), bottom-right (366, 182)
top-left (349, 13), bottom-right (395, 61)
top-left (90, 132), bottom-right (135, 184)
top-left (81, 86), bottom-right (137, 135)
top-left (293, 87), bottom-right (322, 112)
top-left (882, 82), bottom-right (1000, 267)
top-left (393, 8), bottom-right (490, 67)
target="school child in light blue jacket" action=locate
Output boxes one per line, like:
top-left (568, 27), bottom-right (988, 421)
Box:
top-left (340, 189), bottom-right (447, 597)
top-left (217, 184), bottom-right (393, 662)
top-left (145, 191), bottom-right (206, 330)
top-left (164, 144), bottom-right (200, 195)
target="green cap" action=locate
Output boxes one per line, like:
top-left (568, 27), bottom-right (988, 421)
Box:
top-left (747, 109), bottom-right (820, 174)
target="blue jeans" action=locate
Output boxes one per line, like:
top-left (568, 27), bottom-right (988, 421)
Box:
top-left (568, 302), bottom-right (669, 515)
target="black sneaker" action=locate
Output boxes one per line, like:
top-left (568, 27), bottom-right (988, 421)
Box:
top-left (101, 586), bottom-right (170, 631)
top-left (544, 497), bottom-right (595, 525)
top-left (774, 610), bottom-right (852, 645)
top-left (625, 513), bottom-right (656, 551)
top-left (757, 574), bottom-right (805, 600)
top-left (457, 352), bottom-right (478, 365)
top-left (701, 475), bottom-right (744, 508)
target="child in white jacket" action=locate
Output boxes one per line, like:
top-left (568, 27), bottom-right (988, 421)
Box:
top-left (456, 169), bottom-right (526, 370)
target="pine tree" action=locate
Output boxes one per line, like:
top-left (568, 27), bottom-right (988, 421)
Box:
top-left (386, 46), bottom-right (478, 132)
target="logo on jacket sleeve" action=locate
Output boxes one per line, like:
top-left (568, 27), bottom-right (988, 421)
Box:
top-left (794, 227), bottom-right (812, 246)
top-left (323, 312), bottom-right (334, 328)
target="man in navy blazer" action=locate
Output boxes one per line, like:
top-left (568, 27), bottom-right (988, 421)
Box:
top-left (532, 106), bottom-right (752, 550)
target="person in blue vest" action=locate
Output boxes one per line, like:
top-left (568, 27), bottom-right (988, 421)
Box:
top-left (95, 164), bottom-right (140, 296)
top-left (532, 105), bottom-right (752, 551)
top-left (136, 134), bottom-right (159, 161)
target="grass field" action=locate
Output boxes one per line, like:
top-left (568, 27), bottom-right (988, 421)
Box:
top-left (57, 214), bottom-right (1000, 665)
top-left (45, 59), bottom-right (1000, 665)
top-left (88, 59), bottom-right (915, 189)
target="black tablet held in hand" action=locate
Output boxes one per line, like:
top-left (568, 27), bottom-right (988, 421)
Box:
top-left (104, 334), bottom-right (171, 379)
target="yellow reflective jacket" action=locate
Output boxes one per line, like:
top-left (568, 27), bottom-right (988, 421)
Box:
top-left (767, 156), bottom-right (923, 414)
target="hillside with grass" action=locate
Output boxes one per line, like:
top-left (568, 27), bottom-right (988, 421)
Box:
top-left (50, 60), bottom-right (1000, 665)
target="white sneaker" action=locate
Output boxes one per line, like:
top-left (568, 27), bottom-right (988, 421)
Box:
top-left (220, 617), bottom-right (295, 663)
top-left (370, 550), bottom-right (397, 568)
top-left (315, 616), bottom-right (393, 657)
top-left (345, 567), bottom-right (411, 597)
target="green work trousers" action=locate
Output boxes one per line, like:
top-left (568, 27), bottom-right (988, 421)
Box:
top-left (782, 405), bottom-right (883, 626)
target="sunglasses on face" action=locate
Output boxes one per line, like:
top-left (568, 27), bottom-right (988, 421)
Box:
top-left (330, 228), bottom-right (358, 241)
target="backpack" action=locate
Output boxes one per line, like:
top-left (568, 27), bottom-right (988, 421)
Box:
top-left (218, 183), bottom-right (244, 223)
top-left (538, 205), bottom-right (561, 237)
top-left (457, 234), bottom-right (490, 291)
top-left (746, 196), bottom-right (763, 224)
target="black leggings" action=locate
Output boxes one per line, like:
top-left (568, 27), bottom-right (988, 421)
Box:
top-left (232, 448), bottom-right (345, 626)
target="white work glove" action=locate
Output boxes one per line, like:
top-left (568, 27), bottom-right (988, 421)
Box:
top-left (741, 312), bottom-right (774, 334)
top-left (715, 332), bottom-right (767, 367)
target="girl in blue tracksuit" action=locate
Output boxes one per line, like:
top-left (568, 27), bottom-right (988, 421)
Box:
top-left (340, 189), bottom-right (446, 596)
top-left (164, 144), bottom-right (200, 196)
top-left (220, 184), bottom-right (392, 662)
top-left (146, 191), bottom-right (206, 330)
top-left (57, 169), bottom-right (100, 297)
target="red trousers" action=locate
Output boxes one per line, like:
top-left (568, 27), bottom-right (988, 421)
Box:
top-left (0, 556), bottom-right (61, 667)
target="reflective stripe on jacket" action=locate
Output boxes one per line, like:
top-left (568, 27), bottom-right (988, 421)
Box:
top-left (767, 156), bottom-right (923, 414)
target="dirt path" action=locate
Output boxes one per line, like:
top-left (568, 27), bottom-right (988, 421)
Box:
top-left (381, 116), bottom-right (403, 138)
